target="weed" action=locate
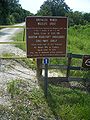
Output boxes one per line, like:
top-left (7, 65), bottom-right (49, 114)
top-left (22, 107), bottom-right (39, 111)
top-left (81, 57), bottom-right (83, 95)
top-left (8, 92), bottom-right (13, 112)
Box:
top-left (48, 85), bottom-right (90, 120)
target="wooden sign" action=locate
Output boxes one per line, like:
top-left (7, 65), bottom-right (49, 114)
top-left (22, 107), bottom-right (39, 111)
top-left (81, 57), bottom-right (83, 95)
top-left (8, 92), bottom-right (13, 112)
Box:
top-left (82, 55), bottom-right (90, 68)
top-left (26, 16), bottom-right (68, 58)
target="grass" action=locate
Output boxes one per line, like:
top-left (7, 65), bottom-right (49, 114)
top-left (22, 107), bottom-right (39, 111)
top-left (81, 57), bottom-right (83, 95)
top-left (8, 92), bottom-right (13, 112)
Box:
top-left (68, 24), bottom-right (90, 77)
top-left (12, 29), bottom-right (26, 51)
top-left (6, 80), bottom-right (90, 120)
top-left (0, 79), bottom-right (55, 120)
top-left (68, 24), bottom-right (90, 54)
top-left (0, 53), bottom-right (15, 58)
top-left (48, 85), bottom-right (90, 120)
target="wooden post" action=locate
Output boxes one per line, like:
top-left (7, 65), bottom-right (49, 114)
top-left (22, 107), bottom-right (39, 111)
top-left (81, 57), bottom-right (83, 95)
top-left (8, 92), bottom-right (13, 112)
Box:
top-left (36, 59), bottom-right (42, 79)
top-left (23, 28), bottom-right (25, 41)
top-left (66, 53), bottom-right (72, 78)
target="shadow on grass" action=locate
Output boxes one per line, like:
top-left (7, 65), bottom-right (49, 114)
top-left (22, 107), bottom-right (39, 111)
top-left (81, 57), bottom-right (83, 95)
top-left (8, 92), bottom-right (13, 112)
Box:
top-left (46, 84), bottom-right (90, 120)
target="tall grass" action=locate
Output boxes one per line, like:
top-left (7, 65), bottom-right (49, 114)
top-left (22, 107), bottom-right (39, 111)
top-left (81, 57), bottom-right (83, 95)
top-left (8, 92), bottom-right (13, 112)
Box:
top-left (13, 29), bottom-right (26, 51)
top-left (48, 85), bottom-right (90, 120)
top-left (68, 24), bottom-right (90, 54)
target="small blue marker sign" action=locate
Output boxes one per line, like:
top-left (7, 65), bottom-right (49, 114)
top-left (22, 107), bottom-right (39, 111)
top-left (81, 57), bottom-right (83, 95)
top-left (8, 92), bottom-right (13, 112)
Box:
top-left (44, 58), bottom-right (49, 65)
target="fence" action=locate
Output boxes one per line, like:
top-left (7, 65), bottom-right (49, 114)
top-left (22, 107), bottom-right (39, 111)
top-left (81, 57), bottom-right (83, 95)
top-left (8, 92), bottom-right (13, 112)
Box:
top-left (39, 53), bottom-right (90, 97)
top-left (41, 53), bottom-right (90, 85)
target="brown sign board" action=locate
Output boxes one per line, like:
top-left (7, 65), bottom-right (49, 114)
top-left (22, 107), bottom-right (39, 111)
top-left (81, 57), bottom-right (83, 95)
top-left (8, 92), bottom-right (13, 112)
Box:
top-left (82, 55), bottom-right (90, 68)
top-left (26, 16), bottom-right (68, 58)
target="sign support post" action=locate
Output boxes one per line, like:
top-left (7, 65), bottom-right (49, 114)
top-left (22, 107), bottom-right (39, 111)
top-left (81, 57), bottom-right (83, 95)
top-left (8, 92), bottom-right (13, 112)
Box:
top-left (36, 58), bottom-right (42, 78)
top-left (44, 58), bottom-right (49, 98)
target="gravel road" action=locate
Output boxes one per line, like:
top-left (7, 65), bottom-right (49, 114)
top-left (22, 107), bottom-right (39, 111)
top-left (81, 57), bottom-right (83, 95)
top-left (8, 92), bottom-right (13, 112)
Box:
top-left (0, 23), bottom-right (39, 105)
top-left (0, 23), bottom-right (26, 57)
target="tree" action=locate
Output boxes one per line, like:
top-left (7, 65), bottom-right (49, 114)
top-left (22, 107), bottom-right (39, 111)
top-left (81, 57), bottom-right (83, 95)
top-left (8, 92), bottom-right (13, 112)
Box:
top-left (83, 13), bottom-right (90, 23)
top-left (37, 0), bottom-right (52, 16)
top-left (67, 11), bottom-right (87, 26)
top-left (0, 0), bottom-right (32, 25)
top-left (37, 0), bottom-right (70, 16)
top-left (0, 0), bottom-right (19, 24)
top-left (0, 0), bottom-right (9, 24)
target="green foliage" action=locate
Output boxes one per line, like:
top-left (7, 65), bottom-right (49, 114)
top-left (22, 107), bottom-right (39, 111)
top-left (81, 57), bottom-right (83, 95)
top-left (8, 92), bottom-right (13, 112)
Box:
top-left (48, 85), bottom-right (90, 120)
top-left (21, 58), bottom-right (37, 69)
top-left (67, 11), bottom-right (88, 26)
top-left (0, 0), bottom-right (19, 25)
top-left (37, 0), bottom-right (52, 16)
top-left (37, 0), bottom-right (70, 16)
top-left (0, 0), bottom-right (33, 25)
top-left (84, 13), bottom-right (90, 22)
top-left (7, 80), bottom-right (21, 98)
top-left (68, 24), bottom-right (90, 54)
top-left (0, 53), bottom-right (15, 58)
top-left (13, 30), bottom-right (26, 51)
top-left (8, 15), bottom-right (15, 24)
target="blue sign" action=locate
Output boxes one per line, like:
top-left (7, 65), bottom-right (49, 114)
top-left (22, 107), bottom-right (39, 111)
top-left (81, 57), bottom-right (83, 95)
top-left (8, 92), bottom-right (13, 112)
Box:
top-left (44, 58), bottom-right (49, 64)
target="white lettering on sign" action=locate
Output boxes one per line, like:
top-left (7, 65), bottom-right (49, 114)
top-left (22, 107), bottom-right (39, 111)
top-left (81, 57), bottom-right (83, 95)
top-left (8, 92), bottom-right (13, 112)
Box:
top-left (52, 36), bottom-right (65, 38)
top-left (43, 40), bottom-right (48, 42)
top-left (50, 19), bottom-right (57, 21)
top-left (34, 32), bottom-right (39, 35)
top-left (51, 32), bottom-right (55, 35)
top-left (38, 22), bottom-right (48, 26)
top-left (36, 40), bottom-right (41, 42)
top-left (49, 22), bottom-right (56, 26)
top-left (36, 18), bottom-right (48, 22)
top-left (39, 36), bottom-right (51, 38)
top-left (28, 36), bottom-right (37, 38)
top-left (50, 40), bottom-right (57, 42)
top-left (85, 59), bottom-right (90, 66)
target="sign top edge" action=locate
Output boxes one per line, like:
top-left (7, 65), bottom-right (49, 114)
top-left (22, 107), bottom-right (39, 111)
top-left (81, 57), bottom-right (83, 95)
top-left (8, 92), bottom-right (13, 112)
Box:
top-left (26, 16), bottom-right (68, 19)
